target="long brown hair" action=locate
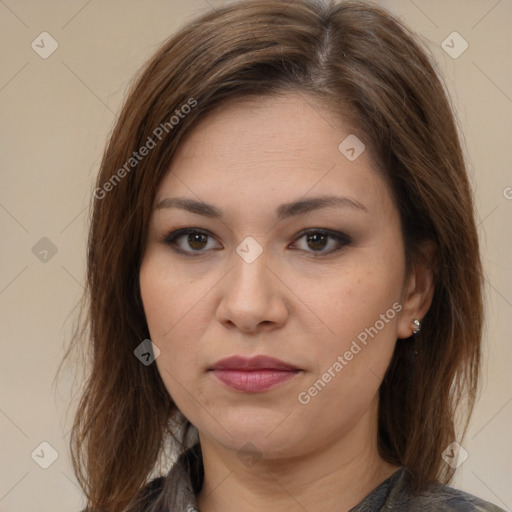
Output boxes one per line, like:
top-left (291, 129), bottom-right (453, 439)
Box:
top-left (64, 0), bottom-right (483, 509)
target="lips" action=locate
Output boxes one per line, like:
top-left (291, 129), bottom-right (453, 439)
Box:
top-left (209, 355), bottom-right (301, 392)
top-left (210, 355), bottom-right (300, 371)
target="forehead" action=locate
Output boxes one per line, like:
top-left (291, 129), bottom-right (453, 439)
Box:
top-left (157, 93), bottom-right (393, 218)
top-left (171, 93), bottom-right (352, 167)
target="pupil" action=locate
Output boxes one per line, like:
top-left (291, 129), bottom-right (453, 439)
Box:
top-left (307, 233), bottom-right (327, 250)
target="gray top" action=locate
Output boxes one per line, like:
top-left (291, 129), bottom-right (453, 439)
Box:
top-left (133, 443), bottom-right (506, 511)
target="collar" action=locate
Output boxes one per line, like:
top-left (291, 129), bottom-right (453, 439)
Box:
top-left (157, 443), bottom-right (405, 512)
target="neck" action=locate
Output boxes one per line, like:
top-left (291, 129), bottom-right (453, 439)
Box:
top-left (196, 399), bottom-right (400, 512)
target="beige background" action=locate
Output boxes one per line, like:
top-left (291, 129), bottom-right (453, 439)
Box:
top-left (0, 1), bottom-right (511, 511)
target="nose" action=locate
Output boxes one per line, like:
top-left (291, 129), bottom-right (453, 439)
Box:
top-left (215, 249), bottom-right (289, 333)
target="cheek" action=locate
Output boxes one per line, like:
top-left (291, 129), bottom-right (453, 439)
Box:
top-left (139, 255), bottom-right (211, 398)
top-left (140, 254), bottom-right (206, 340)
top-left (299, 260), bottom-right (402, 345)
top-left (295, 254), bottom-right (403, 400)
top-left (294, 283), bottom-right (400, 439)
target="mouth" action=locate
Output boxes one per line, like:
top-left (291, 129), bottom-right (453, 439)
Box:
top-left (208, 355), bottom-right (302, 392)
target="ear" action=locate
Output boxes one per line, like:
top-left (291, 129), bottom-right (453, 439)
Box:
top-left (397, 241), bottom-right (437, 339)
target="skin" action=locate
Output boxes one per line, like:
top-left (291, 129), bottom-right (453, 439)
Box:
top-left (139, 93), bottom-right (435, 512)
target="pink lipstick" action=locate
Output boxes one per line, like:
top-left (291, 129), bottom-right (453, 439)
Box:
top-left (209, 355), bottom-right (301, 392)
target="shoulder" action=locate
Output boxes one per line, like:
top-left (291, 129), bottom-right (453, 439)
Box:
top-left (393, 478), bottom-right (507, 511)
top-left (416, 486), bottom-right (505, 511)
top-left (145, 475), bottom-right (166, 489)
top-left (132, 476), bottom-right (167, 510)
top-left (140, 475), bottom-right (166, 496)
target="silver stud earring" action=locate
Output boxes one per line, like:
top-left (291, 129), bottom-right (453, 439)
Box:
top-left (411, 319), bottom-right (421, 334)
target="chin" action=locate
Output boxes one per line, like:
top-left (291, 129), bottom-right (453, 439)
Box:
top-left (198, 415), bottom-right (308, 460)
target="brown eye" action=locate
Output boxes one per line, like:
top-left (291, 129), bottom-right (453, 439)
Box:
top-left (187, 232), bottom-right (208, 250)
top-left (164, 228), bottom-right (221, 254)
top-left (306, 232), bottom-right (329, 251)
top-left (292, 229), bottom-right (351, 255)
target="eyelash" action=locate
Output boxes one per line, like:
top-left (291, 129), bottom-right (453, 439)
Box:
top-left (162, 227), bottom-right (351, 257)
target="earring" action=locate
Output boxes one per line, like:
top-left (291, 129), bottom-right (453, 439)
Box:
top-left (411, 319), bottom-right (421, 334)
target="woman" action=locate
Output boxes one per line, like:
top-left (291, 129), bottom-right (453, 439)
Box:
top-left (67, 0), bottom-right (505, 510)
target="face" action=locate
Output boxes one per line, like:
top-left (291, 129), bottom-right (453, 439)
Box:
top-left (140, 93), bottom-right (413, 460)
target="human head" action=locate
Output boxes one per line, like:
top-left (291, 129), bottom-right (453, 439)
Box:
top-left (70, 1), bottom-right (483, 509)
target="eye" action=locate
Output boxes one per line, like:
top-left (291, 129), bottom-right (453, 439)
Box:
top-left (163, 227), bottom-right (350, 257)
top-left (291, 229), bottom-right (351, 255)
top-left (163, 228), bottom-right (221, 254)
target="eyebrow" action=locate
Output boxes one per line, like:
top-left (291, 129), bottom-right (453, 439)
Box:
top-left (155, 194), bottom-right (368, 220)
